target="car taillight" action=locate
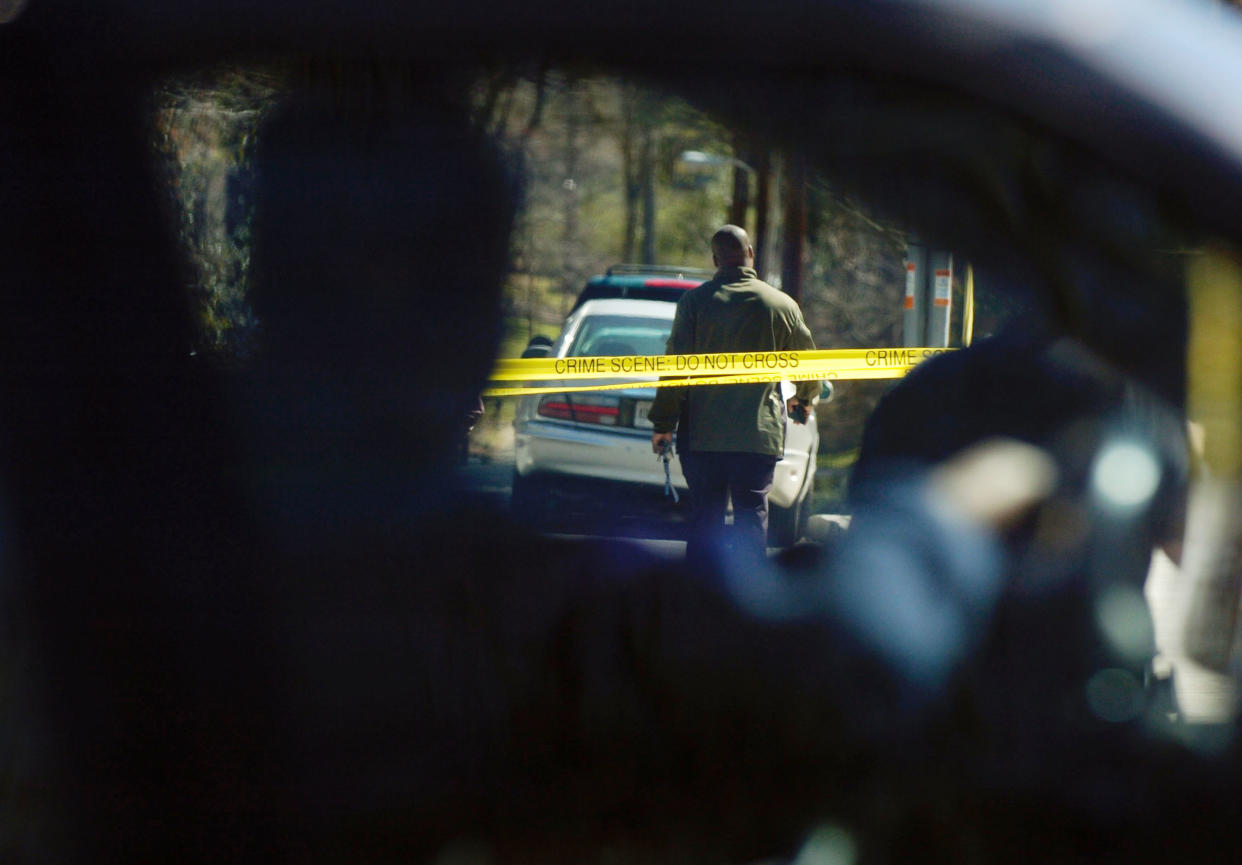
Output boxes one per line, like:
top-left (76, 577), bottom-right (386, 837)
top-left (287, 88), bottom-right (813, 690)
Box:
top-left (643, 278), bottom-right (698, 288)
top-left (537, 394), bottom-right (620, 425)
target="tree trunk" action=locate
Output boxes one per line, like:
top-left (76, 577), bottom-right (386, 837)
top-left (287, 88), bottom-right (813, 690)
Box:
top-left (526, 216), bottom-right (536, 341)
top-left (620, 87), bottom-right (639, 262)
top-left (562, 87), bottom-right (581, 299)
top-left (780, 150), bottom-right (807, 302)
top-left (753, 149), bottom-right (772, 277)
top-left (640, 123), bottom-right (657, 265)
top-left (728, 139), bottom-right (750, 229)
top-left (623, 171), bottom-right (639, 263)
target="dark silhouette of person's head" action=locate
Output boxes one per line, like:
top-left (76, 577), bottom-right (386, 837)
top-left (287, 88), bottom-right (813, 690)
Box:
top-left (240, 76), bottom-right (515, 531)
top-left (710, 224), bottom-right (754, 268)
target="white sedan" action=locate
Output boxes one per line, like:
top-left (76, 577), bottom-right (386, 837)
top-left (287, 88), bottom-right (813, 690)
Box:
top-left (512, 298), bottom-right (820, 546)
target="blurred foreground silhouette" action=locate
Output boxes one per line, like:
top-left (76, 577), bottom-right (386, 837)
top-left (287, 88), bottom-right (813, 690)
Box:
top-left (3, 3), bottom-right (1242, 865)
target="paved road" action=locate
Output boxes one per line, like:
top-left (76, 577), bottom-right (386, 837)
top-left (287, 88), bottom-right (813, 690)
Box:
top-left (456, 454), bottom-right (690, 558)
top-left (455, 456), bottom-right (514, 510)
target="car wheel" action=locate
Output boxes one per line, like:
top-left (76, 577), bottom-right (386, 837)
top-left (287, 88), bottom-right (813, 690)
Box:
top-left (768, 494), bottom-right (807, 549)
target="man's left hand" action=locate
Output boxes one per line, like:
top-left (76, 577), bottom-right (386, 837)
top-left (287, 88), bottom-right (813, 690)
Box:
top-left (787, 397), bottom-right (808, 424)
top-left (652, 431), bottom-right (674, 454)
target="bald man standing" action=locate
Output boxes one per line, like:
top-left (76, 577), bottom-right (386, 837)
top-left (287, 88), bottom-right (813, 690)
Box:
top-left (650, 225), bottom-right (821, 570)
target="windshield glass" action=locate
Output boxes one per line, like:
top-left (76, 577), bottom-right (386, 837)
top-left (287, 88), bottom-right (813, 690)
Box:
top-left (568, 315), bottom-right (672, 357)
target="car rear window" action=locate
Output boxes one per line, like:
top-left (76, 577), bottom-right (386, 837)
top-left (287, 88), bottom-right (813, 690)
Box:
top-left (572, 283), bottom-right (696, 310)
top-left (569, 316), bottom-right (672, 357)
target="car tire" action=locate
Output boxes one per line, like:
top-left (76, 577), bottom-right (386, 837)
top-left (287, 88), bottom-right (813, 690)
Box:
top-left (768, 493), bottom-right (807, 549)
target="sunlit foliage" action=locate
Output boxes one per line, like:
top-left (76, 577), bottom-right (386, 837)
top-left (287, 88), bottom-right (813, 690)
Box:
top-left (153, 66), bottom-right (282, 363)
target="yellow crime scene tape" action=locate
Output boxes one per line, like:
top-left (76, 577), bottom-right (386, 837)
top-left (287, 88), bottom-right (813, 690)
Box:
top-left (483, 347), bottom-right (951, 397)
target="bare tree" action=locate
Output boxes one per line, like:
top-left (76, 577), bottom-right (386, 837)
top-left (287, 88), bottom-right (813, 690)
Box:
top-left (561, 84), bottom-right (584, 297)
top-left (780, 150), bottom-right (808, 302)
top-left (640, 121), bottom-right (657, 264)
top-left (802, 187), bottom-right (906, 451)
top-left (728, 135), bottom-right (751, 229)
top-left (619, 85), bottom-right (642, 262)
top-left (153, 66), bottom-right (281, 363)
top-left (754, 149), bottom-right (773, 276)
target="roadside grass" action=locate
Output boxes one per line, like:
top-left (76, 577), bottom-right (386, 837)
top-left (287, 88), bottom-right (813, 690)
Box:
top-left (472, 271), bottom-right (571, 461)
top-left (818, 447), bottom-right (860, 469)
top-left (502, 272), bottom-right (572, 345)
top-left (811, 447), bottom-right (857, 514)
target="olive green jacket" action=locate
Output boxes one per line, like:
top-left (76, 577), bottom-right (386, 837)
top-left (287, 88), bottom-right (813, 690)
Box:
top-left (647, 266), bottom-right (820, 455)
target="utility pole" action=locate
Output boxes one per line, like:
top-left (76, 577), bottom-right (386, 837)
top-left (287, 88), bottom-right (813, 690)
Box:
top-left (902, 236), bottom-right (953, 347)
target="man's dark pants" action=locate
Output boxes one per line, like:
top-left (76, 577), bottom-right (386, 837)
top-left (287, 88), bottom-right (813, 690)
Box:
top-left (680, 450), bottom-right (778, 573)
